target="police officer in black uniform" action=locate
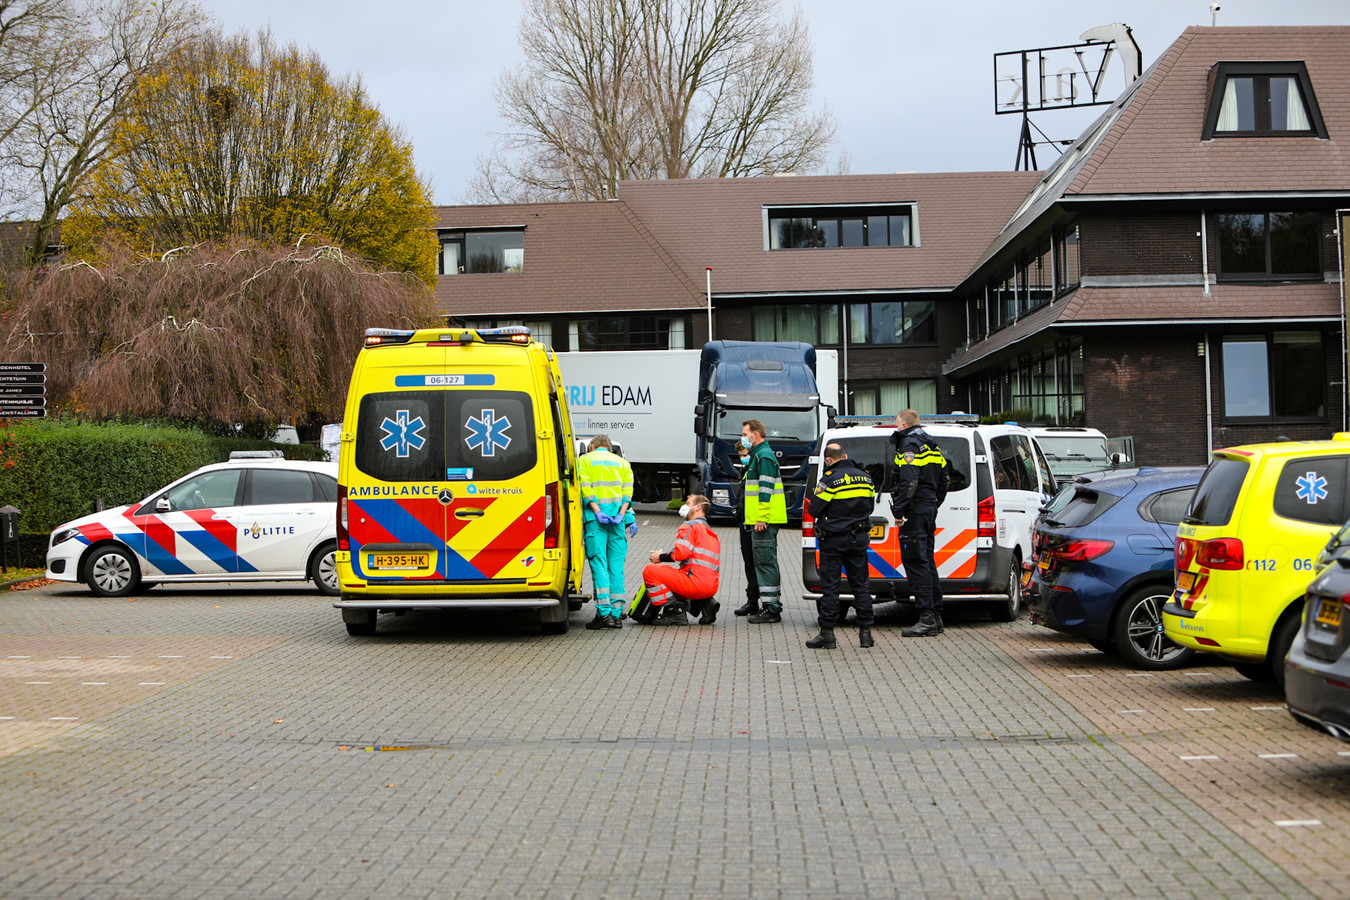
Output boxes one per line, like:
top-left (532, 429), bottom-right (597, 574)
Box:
top-left (805, 443), bottom-right (877, 649)
top-left (889, 409), bottom-right (950, 637)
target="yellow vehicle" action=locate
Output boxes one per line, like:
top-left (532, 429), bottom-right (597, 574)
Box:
top-left (333, 324), bottom-right (585, 636)
top-left (1164, 435), bottom-right (1350, 684)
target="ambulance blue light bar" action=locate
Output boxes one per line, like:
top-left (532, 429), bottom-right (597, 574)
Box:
top-left (475, 326), bottom-right (532, 344)
top-left (364, 328), bottom-right (416, 347)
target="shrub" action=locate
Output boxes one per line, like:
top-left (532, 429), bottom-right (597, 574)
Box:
top-left (0, 418), bottom-right (324, 534)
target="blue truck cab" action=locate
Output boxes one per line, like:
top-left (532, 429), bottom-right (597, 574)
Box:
top-left (694, 341), bottom-right (831, 521)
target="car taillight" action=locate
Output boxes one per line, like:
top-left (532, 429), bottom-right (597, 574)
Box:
top-left (977, 495), bottom-right (996, 538)
top-left (337, 487), bottom-right (349, 551)
top-left (1047, 539), bottom-right (1115, 562)
top-left (1196, 537), bottom-right (1243, 570)
top-left (544, 482), bottom-right (559, 549)
top-left (802, 504), bottom-right (815, 538)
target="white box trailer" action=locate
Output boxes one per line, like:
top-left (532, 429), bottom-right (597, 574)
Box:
top-left (555, 350), bottom-right (702, 501)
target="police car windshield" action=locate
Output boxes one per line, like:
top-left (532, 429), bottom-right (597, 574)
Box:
top-left (718, 408), bottom-right (819, 443)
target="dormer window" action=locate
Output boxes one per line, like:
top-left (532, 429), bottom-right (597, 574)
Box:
top-left (1203, 62), bottom-right (1327, 139)
top-left (764, 204), bottom-right (916, 250)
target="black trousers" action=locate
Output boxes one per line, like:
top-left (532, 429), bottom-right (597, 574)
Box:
top-left (899, 506), bottom-right (942, 613)
top-left (740, 524), bottom-right (760, 602)
top-left (817, 530), bottom-right (873, 628)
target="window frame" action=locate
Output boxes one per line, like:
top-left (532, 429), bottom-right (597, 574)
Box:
top-left (1215, 210), bottom-right (1322, 282)
top-left (1218, 330), bottom-right (1326, 424)
top-left (1202, 61), bottom-right (1327, 140)
top-left (764, 204), bottom-right (918, 250)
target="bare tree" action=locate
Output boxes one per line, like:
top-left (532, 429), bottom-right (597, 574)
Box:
top-left (64, 29), bottom-right (438, 283)
top-left (1, 239), bottom-right (436, 430)
top-left (0, 0), bottom-right (203, 264)
top-left (468, 0), bottom-right (835, 202)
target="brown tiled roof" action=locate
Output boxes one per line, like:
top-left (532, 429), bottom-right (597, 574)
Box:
top-left (432, 201), bottom-right (704, 316)
top-left (1068, 26), bottom-right (1350, 196)
top-left (616, 172), bottom-right (1040, 296)
top-left (945, 281), bottom-right (1341, 374)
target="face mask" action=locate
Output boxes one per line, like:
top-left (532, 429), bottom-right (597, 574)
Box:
top-left (678, 504), bottom-right (692, 519)
top-left (740, 435), bottom-right (752, 450)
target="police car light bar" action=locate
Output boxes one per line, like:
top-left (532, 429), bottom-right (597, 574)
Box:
top-left (831, 413), bottom-right (981, 427)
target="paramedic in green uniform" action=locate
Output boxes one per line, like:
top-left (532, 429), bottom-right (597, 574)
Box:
top-left (742, 419), bottom-right (787, 624)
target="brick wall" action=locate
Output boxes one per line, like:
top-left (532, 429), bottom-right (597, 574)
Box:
top-left (1083, 327), bottom-right (1342, 466)
top-left (1080, 213), bottom-right (1203, 277)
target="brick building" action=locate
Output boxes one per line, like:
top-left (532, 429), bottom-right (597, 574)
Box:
top-left (433, 26), bottom-right (1350, 467)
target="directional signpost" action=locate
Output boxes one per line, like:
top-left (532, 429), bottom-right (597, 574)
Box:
top-left (0, 363), bottom-right (46, 418)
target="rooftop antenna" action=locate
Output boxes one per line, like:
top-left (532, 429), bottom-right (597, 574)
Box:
top-left (1210, 3), bottom-right (1221, 26)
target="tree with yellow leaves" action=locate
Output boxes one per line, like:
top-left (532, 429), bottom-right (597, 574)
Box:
top-left (66, 30), bottom-right (437, 283)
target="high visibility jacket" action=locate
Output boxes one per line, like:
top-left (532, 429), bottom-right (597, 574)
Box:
top-left (808, 457), bottom-right (876, 536)
top-left (743, 440), bottom-right (787, 525)
top-left (890, 426), bottom-right (949, 519)
top-left (578, 448), bottom-right (633, 523)
top-left (656, 516), bottom-right (721, 597)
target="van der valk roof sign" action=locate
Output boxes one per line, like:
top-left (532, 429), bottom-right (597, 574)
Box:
top-left (994, 24), bottom-right (1143, 115)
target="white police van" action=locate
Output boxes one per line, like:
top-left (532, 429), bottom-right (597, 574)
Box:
top-left (801, 416), bottom-right (1055, 620)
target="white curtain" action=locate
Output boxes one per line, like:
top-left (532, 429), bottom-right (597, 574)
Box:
top-left (1285, 78), bottom-right (1310, 130)
top-left (1217, 80), bottom-right (1239, 131)
top-left (667, 318), bottom-right (685, 349)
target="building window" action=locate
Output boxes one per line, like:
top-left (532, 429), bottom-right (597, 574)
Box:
top-left (567, 315), bottom-right (689, 351)
top-left (1203, 62), bottom-right (1326, 139)
top-left (1054, 226), bottom-right (1079, 295)
top-left (1220, 332), bottom-right (1324, 421)
top-left (849, 379), bottom-right (937, 416)
top-left (1022, 240), bottom-right (1052, 314)
top-left (438, 229), bottom-right (524, 274)
top-left (750, 300), bottom-right (934, 346)
top-left (765, 205), bottom-right (915, 250)
top-left (1216, 212), bottom-right (1321, 280)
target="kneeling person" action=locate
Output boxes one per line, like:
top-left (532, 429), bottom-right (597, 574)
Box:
top-left (643, 495), bottom-right (721, 625)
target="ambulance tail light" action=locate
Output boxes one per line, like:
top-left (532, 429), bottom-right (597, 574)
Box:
top-left (1197, 537), bottom-right (1244, 570)
top-left (337, 487), bottom-right (349, 551)
top-left (977, 495), bottom-right (997, 538)
top-left (544, 482), bottom-right (560, 549)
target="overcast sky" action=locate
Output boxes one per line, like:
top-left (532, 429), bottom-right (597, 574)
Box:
top-left (202, 0), bottom-right (1350, 204)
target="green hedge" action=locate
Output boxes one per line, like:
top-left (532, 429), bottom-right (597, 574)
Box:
top-left (0, 419), bottom-right (326, 534)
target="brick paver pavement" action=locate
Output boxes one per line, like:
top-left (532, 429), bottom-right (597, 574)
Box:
top-left (0, 507), bottom-right (1334, 898)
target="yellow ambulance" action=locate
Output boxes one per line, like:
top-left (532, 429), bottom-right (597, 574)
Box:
top-left (1164, 435), bottom-right (1350, 684)
top-left (333, 325), bottom-right (584, 635)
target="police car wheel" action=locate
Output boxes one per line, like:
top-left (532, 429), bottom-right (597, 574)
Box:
top-left (990, 560), bottom-right (1022, 622)
top-left (86, 545), bottom-right (140, 597)
top-left (1111, 586), bottom-right (1195, 671)
top-left (310, 543), bottom-right (339, 596)
top-left (342, 608), bottom-right (376, 636)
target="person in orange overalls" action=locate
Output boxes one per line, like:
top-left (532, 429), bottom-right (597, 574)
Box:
top-left (643, 494), bottom-right (722, 625)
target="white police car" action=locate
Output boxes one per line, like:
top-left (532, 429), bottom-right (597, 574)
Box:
top-left (45, 452), bottom-right (340, 596)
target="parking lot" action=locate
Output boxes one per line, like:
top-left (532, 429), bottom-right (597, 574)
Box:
top-left (2, 509), bottom-right (1348, 899)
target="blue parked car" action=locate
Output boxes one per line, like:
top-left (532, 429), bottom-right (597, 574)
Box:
top-left (1028, 467), bottom-right (1205, 670)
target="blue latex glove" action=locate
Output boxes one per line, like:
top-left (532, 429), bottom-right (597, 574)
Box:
top-left (627, 521), bottom-right (638, 538)
top-left (594, 512), bottom-right (614, 525)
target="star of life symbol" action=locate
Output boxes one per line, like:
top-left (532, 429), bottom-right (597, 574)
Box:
top-left (1296, 471), bottom-right (1329, 505)
top-left (465, 409), bottom-right (512, 457)
top-left (379, 409), bottom-right (427, 458)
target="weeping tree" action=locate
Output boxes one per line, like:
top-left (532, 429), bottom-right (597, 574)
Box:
top-left (0, 240), bottom-right (436, 432)
top-left (469, 0), bottom-right (836, 202)
top-left (63, 29), bottom-right (438, 283)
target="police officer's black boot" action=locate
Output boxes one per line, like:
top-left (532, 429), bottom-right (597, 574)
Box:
top-left (805, 626), bottom-right (836, 649)
top-left (902, 611), bottom-right (941, 637)
top-left (734, 598), bottom-right (759, 617)
top-left (858, 626), bottom-right (874, 648)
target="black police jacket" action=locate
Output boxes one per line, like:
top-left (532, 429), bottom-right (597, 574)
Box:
top-left (808, 457), bottom-right (876, 536)
top-left (889, 426), bottom-right (949, 519)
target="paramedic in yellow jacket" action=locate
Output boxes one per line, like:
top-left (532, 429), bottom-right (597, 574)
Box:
top-left (741, 419), bottom-right (787, 624)
top-left (578, 435), bottom-right (634, 630)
